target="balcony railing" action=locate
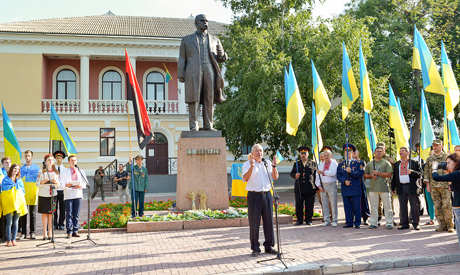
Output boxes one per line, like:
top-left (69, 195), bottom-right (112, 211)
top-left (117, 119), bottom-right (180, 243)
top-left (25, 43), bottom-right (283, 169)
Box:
top-left (42, 99), bottom-right (80, 114)
top-left (42, 99), bottom-right (181, 114)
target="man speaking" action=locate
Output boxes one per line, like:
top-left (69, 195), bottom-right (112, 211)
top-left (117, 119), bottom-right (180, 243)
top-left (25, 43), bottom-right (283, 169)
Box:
top-left (177, 14), bottom-right (227, 131)
top-left (243, 144), bottom-right (278, 257)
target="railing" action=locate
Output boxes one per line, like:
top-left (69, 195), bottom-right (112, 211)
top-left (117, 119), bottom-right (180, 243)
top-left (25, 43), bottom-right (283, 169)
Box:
top-left (168, 157), bottom-right (177, 175)
top-left (103, 159), bottom-right (118, 192)
top-left (145, 100), bottom-right (179, 114)
top-left (89, 100), bottom-right (127, 114)
top-left (42, 99), bottom-right (180, 114)
top-left (42, 99), bottom-right (80, 113)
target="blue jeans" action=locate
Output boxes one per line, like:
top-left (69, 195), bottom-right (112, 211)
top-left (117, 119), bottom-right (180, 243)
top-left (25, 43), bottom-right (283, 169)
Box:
top-left (65, 198), bottom-right (82, 234)
top-left (131, 190), bottom-right (145, 217)
top-left (5, 211), bottom-right (20, 241)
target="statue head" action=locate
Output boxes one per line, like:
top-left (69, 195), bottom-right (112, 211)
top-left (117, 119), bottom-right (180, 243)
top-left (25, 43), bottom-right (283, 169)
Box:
top-left (195, 14), bottom-right (208, 33)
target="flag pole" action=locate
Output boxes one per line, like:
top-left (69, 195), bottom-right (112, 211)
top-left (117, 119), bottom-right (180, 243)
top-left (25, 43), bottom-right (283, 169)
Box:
top-left (346, 118), bottom-right (350, 180)
top-left (313, 103), bottom-right (324, 188)
top-left (125, 47), bottom-right (135, 214)
top-left (367, 113), bottom-right (376, 169)
top-left (409, 70), bottom-right (415, 163)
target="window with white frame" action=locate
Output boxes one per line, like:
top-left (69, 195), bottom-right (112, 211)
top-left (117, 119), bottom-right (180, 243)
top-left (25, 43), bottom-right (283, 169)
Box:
top-left (56, 70), bottom-right (76, 100)
top-left (102, 70), bottom-right (122, 100)
top-left (146, 72), bottom-right (165, 101)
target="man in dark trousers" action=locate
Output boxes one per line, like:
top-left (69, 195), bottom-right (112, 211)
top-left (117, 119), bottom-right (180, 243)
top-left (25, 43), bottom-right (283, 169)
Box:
top-left (391, 146), bottom-right (422, 230)
top-left (243, 144), bottom-right (278, 257)
top-left (290, 146), bottom-right (317, 226)
top-left (91, 165), bottom-right (105, 201)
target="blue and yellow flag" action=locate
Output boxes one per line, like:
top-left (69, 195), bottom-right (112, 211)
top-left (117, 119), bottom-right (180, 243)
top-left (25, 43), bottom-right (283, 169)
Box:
top-left (2, 176), bottom-right (27, 216)
top-left (412, 26), bottom-right (445, 95)
top-left (312, 102), bottom-right (323, 159)
top-left (21, 163), bottom-right (40, 205)
top-left (342, 42), bottom-right (359, 120)
top-left (359, 40), bottom-right (373, 113)
top-left (389, 84), bottom-right (409, 135)
top-left (364, 112), bottom-right (377, 160)
top-left (441, 41), bottom-right (459, 120)
top-left (163, 63), bottom-right (173, 83)
top-left (394, 98), bottom-right (410, 160)
top-left (443, 103), bottom-right (460, 153)
top-left (312, 60), bottom-right (331, 126)
top-left (230, 163), bottom-right (246, 197)
top-left (420, 90), bottom-right (435, 160)
top-left (285, 62), bottom-right (306, 136)
top-left (275, 151), bottom-right (284, 164)
top-left (50, 103), bottom-right (77, 155)
top-left (2, 103), bottom-right (21, 165)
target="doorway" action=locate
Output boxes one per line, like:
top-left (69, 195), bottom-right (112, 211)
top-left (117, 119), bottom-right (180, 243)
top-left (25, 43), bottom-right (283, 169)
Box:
top-left (146, 133), bottom-right (168, 174)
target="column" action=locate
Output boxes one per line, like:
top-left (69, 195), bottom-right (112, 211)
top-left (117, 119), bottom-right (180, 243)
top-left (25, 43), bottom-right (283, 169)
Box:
top-left (80, 55), bottom-right (90, 114)
top-left (178, 81), bottom-right (186, 114)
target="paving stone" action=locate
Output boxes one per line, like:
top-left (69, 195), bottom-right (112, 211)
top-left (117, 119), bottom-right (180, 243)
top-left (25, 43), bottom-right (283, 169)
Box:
top-left (409, 256), bottom-right (434, 267)
top-left (322, 263), bottom-right (353, 274)
top-left (352, 261), bottom-right (369, 272)
top-left (431, 254), bottom-right (450, 265)
top-left (368, 260), bottom-right (394, 270)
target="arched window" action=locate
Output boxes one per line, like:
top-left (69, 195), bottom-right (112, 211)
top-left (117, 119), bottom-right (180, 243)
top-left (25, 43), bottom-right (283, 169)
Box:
top-left (154, 133), bottom-right (168, 144)
top-left (102, 70), bottom-right (122, 100)
top-left (56, 69), bottom-right (76, 100)
top-left (146, 72), bottom-right (165, 101)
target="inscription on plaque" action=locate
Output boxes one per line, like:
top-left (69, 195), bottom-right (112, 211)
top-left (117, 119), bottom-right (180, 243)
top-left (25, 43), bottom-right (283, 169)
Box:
top-left (186, 149), bottom-right (220, 155)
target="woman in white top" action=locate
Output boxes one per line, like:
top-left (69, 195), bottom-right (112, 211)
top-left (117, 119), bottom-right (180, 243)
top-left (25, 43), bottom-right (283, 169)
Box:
top-left (36, 154), bottom-right (60, 240)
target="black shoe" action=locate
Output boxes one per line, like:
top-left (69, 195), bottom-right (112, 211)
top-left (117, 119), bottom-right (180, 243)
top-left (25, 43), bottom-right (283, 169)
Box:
top-left (343, 225), bottom-right (353, 228)
top-left (72, 233), bottom-right (80, 237)
top-left (59, 225), bottom-right (64, 230)
top-left (251, 251), bottom-right (260, 257)
top-left (414, 225), bottom-right (421, 230)
top-left (306, 222), bottom-right (312, 225)
top-left (54, 226), bottom-right (58, 230)
top-left (265, 248), bottom-right (278, 255)
top-left (354, 225), bottom-right (361, 229)
top-left (294, 221), bottom-right (303, 225)
top-left (393, 222), bottom-right (397, 226)
top-left (398, 225), bottom-right (410, 230)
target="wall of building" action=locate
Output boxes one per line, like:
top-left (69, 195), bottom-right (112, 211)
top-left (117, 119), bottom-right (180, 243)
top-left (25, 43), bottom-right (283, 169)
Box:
top-left (0, 53), bottom-right (43, 114)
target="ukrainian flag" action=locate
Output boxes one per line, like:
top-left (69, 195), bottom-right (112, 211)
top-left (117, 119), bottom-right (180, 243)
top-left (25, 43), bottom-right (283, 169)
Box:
top-left (389, 84), bottom-right (408, 134)
top-left (163, 63), bottom-right (173, 83)
top-left (276, 151), bottom-right (284, 165)
top-left (359, 40), bottom-right (373, 113)
top-left (285, 62), bottom-right (306, 136)
top-left (412, 26), bottom-right (445, 95)
top-left (395, 98), bottom-right (410, 160)
top-left (312, 60), bottom-right (331, 126)
top-left (443, 103), bottom-right (460, 152)
top-left (2, 176), bottom-right (27, 216)
top-left (342, 42), bottom-right (360, 120)
top-left (364, 112), bottom-right (377, 160)
top-left (50, 103), bottom-right (77, 155)
top-left (312, 102), bottom-right (323, 159)
top-left (420, 90), bottom-right (435, 160)
top-left (21, 164), bottom-right (40, 205)
top-left (2, 104), bottom-right (21, 165)
top-left (230, 163), bottom-right (246, 197)
top-left (441, 41), bottom-right (459, 120)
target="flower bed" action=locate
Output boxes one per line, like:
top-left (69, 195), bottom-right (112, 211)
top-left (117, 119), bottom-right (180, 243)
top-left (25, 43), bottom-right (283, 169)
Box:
top-left (229, 197), bottom-right (248, 208)
top-left (278, 203), bottom-right (322, 219)
top-left (133, 209), bottom-right (248, 222)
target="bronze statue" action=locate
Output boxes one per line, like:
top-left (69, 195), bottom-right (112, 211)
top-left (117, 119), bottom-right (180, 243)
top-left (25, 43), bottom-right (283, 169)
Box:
top-left (177, 14), bottom-right (227, 131)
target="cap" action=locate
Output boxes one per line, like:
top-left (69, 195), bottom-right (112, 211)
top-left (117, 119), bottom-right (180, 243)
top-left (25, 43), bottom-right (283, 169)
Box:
top-left (376, 142), bottom-right (386, 148)
top-left (297, 146), bottom-right (311, 153)
top-left (134, 155), bottom-right (144, 160)
top-left (53, 150), bottom-right (66, 159)
top-left (342, 143), bottom-right (356, 152)
top-left (433, 139), bottom-right (442, 145)
top-left (321, 146), bottom-right (333, 153)
top-left (99, 165), bottom-right (103, 168)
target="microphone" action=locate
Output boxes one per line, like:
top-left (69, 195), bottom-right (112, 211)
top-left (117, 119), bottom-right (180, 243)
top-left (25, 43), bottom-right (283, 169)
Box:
top-left (75, 164), bottom-right (79, 169)
top-left (43, 161), bottom-right (46, 165)
top-left (261, 158), bottom-right (267, 166)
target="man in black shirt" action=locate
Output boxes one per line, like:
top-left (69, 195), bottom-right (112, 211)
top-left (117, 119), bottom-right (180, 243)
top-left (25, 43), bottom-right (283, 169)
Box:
top-left (114, 164), bottom-right (130, 203)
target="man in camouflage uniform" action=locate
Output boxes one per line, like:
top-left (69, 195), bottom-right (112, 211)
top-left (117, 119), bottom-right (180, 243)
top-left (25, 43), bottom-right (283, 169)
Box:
top-left (423, 139), bottom-right (454, 232)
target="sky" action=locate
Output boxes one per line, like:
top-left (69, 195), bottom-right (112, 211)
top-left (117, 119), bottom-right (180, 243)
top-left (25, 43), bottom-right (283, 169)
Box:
top-left (0, 0), bottom-right (350, 24)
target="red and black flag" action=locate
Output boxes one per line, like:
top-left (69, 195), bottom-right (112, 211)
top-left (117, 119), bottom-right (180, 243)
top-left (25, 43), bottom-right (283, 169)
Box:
top-left (125, 48), bottom-right (153, 149)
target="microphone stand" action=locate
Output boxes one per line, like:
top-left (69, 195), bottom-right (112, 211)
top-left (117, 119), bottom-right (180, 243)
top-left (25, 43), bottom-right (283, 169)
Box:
top-left (257, 158), bottom-right (292, 268)
top-left (71, 165), bottom-right (97, 245)
top-left (37, 163), bottom-right (64, 249)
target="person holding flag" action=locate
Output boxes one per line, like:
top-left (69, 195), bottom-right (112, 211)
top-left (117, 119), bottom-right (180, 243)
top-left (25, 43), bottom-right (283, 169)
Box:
top-left (2, 164), bottom-right (27, 247)
top-left (290, 146), bottom-right (317, 226)
top-left (0, 157), bottom-right (12, 243)
top-left (338, 143), bottom-right (365, 229)
top-left (127, 155), bottom-right (149, 218)
top-left (18, 150), bottom-right (40, 240)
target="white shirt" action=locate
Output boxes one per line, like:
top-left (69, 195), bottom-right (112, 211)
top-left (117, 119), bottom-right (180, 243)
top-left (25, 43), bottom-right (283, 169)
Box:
top-left (242, 159), bottom-right (273, 192)
top-left (315, 159), bottom-right (338, 187)
top-left (398, 159), bottom-right (410, 184)
top-left (55, 164), bottom-right (68, 191)
top-left (60, 167), bottom-right (87, 200)
top-left (36, 171), bottom-right (60, 197)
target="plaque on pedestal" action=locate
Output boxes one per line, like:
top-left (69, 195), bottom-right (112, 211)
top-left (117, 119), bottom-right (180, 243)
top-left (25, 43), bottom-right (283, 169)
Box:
top-left (176, 131), bottom-right (229, 210)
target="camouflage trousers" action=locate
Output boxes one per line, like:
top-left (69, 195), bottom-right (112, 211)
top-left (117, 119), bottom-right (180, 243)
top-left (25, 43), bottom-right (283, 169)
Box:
top-left (431, 187), bottom-right (453, 229)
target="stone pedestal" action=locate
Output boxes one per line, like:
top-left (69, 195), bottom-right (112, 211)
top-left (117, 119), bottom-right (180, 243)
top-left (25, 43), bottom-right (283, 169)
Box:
top-left (176, 131), bottom-right (229, 211)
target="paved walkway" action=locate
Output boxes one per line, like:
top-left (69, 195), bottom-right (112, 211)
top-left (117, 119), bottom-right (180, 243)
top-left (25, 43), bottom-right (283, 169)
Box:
top-left (4, 191), bottom-right (459, 274)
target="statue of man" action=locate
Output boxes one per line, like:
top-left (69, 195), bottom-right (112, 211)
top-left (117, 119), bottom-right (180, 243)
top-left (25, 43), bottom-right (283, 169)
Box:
top-left (177, 14), bottom-right (227, 131)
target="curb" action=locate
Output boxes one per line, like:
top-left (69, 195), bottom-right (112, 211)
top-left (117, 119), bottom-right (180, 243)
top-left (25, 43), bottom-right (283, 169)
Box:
top-left (233, 253), bottom-right (460, 275)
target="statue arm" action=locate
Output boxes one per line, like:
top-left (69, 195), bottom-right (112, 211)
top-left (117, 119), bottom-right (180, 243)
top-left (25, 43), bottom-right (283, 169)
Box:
top-left (177, 38), bottom-right (187, 82)
top-left (215, 38), bottom-right (227, 63)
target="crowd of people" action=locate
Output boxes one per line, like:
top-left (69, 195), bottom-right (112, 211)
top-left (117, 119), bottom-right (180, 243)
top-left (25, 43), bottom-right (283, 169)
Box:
top-left (243, 141), bottom-right (460, 256)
